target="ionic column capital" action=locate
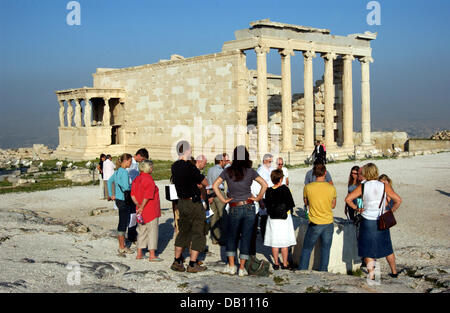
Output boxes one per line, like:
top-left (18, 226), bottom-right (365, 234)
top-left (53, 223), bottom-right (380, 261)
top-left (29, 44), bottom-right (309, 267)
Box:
top-left (342, 54), bottom-right (355, 62)
top-left (302, 50), bottom-right (316, 60)
top-left (255, 45), bottom-right (270, 55)
top-left (358, 56), bottom-right (374, 64)
top-left (279, 48), bottom-right (295, 57)
top-left (321, 52), bottom-right (337, 61)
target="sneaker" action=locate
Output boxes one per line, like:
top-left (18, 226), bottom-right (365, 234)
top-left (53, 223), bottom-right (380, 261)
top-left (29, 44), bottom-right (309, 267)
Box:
top-left (222, 264), bottom-right (237, 275)
top-left (117, 247), bottom-right (133, 254)
top-left (186, 262), bottom-right (207, 273)
top-left (170, 261), bottom-right (186, 272)
top-left (273, 264), bottom-right (280, 270)
top-left (238, 268), bottom-right (248, 277)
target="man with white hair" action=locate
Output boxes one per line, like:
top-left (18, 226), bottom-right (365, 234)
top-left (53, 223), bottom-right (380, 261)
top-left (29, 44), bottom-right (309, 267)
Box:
top-left (250, 153), bottom-right (273, 252)
top-left (195, 154), bottom-right (207, 173)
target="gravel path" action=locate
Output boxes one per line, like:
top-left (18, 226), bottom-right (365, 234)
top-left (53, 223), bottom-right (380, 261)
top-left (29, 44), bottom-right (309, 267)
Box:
top-left (0, 152), bottom-right (449, 293)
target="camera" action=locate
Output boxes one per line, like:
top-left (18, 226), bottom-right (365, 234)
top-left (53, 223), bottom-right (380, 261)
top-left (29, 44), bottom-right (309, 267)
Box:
top-left (192, 194), bottom-right (201, 203)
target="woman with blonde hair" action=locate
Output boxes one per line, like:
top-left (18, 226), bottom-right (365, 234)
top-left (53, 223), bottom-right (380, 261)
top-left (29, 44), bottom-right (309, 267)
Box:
top-left (108, 153), bottom-right (133, 254)
top-left (345, 163), bottom-right (402, 279)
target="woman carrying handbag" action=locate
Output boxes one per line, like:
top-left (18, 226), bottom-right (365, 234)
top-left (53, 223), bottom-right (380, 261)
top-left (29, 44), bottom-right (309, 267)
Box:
top-left (345, 163), bottom-right (402, 280)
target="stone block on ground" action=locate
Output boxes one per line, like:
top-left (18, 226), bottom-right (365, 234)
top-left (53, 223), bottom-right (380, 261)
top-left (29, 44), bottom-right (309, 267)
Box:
top-left (291, 214), bottom-right (361, 274)
top-left (66, 221), bottom-right (90, 233)
top-left (27, 166), bottom-right (39, 173)
top-left (64, 168), bottom-right (92, 183)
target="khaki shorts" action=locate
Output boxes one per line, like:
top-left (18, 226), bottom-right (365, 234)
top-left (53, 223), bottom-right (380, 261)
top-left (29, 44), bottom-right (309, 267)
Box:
top-left (137, 218), bottom-right (159, 251)
top-left (174, 199), bottom-right (206, 253)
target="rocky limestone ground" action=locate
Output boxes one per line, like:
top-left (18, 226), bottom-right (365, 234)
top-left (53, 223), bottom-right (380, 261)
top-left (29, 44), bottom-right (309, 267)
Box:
top-left (0, 153), bottom-right (449, 293)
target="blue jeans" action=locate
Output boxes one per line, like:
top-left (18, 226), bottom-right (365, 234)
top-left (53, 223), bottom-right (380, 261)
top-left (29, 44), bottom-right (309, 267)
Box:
top-left (226, 204), bottom-right (256, 260)
top-left (299, 223), bottom-right (334, 272)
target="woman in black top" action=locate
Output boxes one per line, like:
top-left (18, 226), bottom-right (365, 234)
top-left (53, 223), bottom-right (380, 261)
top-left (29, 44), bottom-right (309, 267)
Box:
top-left (264, 169), bottom-right (296, 270)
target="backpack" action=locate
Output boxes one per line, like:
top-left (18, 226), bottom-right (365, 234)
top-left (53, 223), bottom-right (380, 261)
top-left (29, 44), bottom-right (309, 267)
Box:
top-left (245, 257), bottom-right (271, 277)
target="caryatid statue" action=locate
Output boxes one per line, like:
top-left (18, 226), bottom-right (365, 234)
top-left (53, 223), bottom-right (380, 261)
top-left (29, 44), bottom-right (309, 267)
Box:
top-left (66, 100), bottom-right (74, 127)
top-left (59, 100), bottom-right (65, 127)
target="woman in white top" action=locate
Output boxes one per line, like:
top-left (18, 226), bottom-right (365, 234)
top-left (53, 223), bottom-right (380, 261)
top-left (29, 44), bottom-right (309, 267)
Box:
top-left (345, 163), bottom-right (402, 280)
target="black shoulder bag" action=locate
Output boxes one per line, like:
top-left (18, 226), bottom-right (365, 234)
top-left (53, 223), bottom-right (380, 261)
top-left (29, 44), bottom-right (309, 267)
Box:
top-left (378, 184), bottom-right (397, 230)
top-left (118, 183), bottom-right (133, 206)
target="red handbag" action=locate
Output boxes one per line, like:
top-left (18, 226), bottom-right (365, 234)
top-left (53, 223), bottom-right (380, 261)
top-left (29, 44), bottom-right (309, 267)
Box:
top-left (378, 184), bottom-right (397, 230)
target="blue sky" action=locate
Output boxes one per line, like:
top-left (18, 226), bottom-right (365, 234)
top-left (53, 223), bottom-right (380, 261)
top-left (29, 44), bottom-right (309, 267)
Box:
top-left (0, 0), bottom-right (449, 148)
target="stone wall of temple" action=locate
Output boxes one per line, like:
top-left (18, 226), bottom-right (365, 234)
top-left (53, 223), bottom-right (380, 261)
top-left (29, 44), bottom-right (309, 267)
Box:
top-left (92, 50), bottom-right (249, 159)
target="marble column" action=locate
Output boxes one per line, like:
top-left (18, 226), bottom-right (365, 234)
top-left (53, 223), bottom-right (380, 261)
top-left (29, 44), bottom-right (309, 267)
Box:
top-left (255, 45), bottom-right (270, 155)
top-left (103, 97), bottom-right (111, 126)
top-left (74, 99), bottom-right (82, 127)
top-left (303, 50), bottom-right (316, 151)
top-left (84, 98), bottom-right (92, 127)
top-left (279, 48), bottom-right (294, 152)
top-left (58, 100), bottom-right (65, 127)
top-left (342, 54), bottom-right (355, 148)
top-left (322, 52), bottom-right (337, 149)
top-left (66, 99), bottom-right (74, 127)
top-left (359, 56), bottom-right (374, 146)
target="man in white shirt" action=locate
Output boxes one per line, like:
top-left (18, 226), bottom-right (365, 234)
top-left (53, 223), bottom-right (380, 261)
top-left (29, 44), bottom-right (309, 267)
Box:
top-left (250, 153), bottom-right (273, 254)
top-left (127, 148), bottom-right (149, 183)
top-left (276, 157), bottom-right (289, 186)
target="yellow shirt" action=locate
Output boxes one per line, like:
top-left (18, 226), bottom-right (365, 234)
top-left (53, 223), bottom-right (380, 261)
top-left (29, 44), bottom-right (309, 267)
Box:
top-left (303, 182), bottom-right (336, 225)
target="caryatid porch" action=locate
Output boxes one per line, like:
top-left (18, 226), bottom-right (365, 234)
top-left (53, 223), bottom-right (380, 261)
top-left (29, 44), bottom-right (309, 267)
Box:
top-left (55, 88), bottom-right (126, 154)
top-left (222, 19), bottom-right (376, 158)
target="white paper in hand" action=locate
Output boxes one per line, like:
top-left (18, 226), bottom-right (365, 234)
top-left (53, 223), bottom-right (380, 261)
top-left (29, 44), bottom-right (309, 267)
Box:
top-left (206, 209), bottom-right (214, 219)
top-left (129, 213), bottom-right (137, 228)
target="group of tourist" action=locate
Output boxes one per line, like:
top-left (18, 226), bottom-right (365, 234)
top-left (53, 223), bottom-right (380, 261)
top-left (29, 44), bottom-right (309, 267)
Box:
top-left (98, 141), bottom-right (402, 280)
top-left (99, 149), bottom-right (163, 261)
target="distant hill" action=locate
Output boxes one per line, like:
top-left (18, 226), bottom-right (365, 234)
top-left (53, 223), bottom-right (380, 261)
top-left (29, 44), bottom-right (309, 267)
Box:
top-left (372, 120), bottom-right (450, 139)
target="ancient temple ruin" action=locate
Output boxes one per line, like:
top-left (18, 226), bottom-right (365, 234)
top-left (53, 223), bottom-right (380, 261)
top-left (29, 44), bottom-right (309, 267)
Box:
top-left (55, 19), bottom-right (377, 163)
